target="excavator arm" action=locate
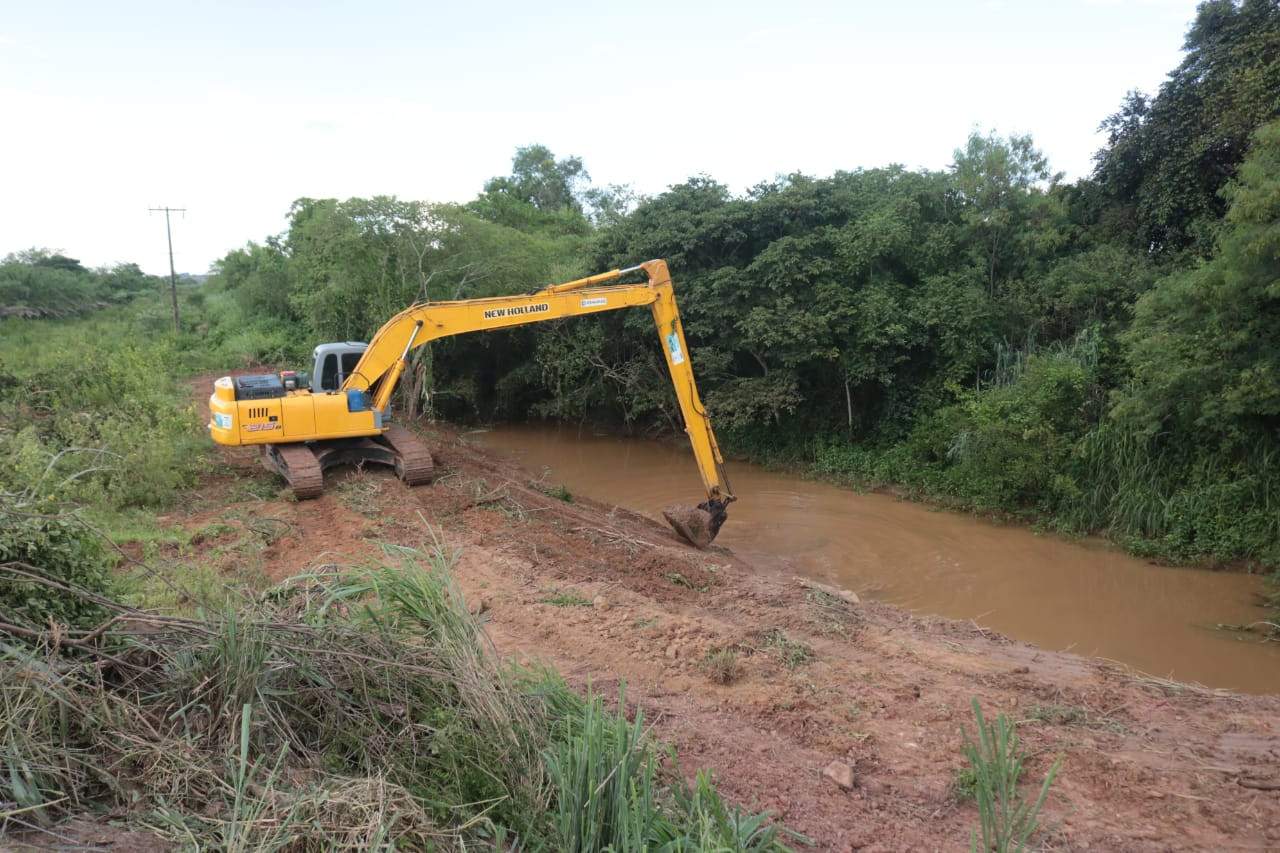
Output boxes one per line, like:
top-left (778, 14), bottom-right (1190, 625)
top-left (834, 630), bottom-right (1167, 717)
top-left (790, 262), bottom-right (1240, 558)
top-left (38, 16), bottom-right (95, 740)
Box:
top-left (347, 260), bottom-right (734, 543)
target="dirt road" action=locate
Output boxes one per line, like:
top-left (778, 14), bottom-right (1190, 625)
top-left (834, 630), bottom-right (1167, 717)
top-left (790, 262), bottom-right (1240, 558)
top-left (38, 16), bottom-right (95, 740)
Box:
top-left (181, 420), bottom-right (1280, 851)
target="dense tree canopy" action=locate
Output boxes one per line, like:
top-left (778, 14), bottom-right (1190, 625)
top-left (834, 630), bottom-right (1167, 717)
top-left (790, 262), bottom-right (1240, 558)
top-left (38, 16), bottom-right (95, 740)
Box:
top-left (1093, 0), bottom-right (1280, 259)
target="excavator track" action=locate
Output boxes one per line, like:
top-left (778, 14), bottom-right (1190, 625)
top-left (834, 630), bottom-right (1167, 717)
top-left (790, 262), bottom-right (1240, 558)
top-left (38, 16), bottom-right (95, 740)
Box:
top-left (383, 425), bottom-right (434, 485)
top-left (262, 426), bottom-right (433, 500)
top-left (261, 443), bottom-right (325, 499)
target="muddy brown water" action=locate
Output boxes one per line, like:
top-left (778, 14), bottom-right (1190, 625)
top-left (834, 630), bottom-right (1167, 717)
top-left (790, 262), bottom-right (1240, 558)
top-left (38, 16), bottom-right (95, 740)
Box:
top-left (470, 424), bottom-right (1280, 694)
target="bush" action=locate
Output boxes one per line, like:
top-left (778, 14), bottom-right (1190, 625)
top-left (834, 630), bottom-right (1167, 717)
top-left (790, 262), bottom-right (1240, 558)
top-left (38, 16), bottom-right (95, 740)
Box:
top-left (0, 514), bottom-right (114, 633)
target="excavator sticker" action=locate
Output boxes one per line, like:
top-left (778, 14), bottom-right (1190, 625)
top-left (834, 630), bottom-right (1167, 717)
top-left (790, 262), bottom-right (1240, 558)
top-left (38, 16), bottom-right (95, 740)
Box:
top-left (483, 303), bottom-right (550, 320)
top-left (214, 413), bottom-right (233, 430)
top-left (581, 297), bottom-right (608, 307)
top-left (666, 332), bottom-right (685, 365)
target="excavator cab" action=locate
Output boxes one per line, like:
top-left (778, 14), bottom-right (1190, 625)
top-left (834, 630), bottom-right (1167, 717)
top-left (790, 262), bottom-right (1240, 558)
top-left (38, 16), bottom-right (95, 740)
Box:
top-left (313, 343), bottom-right (368, 393)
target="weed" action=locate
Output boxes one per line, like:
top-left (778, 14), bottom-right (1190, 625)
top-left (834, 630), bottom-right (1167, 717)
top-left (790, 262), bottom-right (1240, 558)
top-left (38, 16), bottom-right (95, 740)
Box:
top-left (546, 687), bottom-right (798, 851)
top-left (537, 587), bottom-right (592, 607)
top-left (665, 767), bottom-right (807, 850)
top-left (1025, 704), bottom-right (1084, 726)
top-left (952, 765), bottom-right (979, 802)
top-left (536, 482), bottom-right (574, 503)
top-left (804, 587), bottom-right (860, 636)
top-left (666, 571), bottom-right (711, 592)
top-left (701, 647), bottom-right (744, 685)
top-left (546, 686), bottom-right (659, 851)
top-left (194, 521), bottom-right (236, 543)
top-left (763, 629), bottom-right (813, 670)
top-left (229, 473), bottom-right (282, 503)
top-left (1214, 619), bottom-right (1280, 641)
top-left (0, 512), bottom-right (115, 634)
top-left (805, 588), bottom-right (842, 608)
top-left (960, 698), bottom-right (1063, 852)
top-left (1024, 703), bottom-right (1125, 734)
top-left (334, 472), bottom-right (383, 516)
top-left (246, 517), bottom-right (290, 544)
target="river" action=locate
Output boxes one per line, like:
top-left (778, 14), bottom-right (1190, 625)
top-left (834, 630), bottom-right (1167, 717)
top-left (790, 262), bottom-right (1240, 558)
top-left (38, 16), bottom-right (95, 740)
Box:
top-left (469, 424), bottom-right (1280, 694)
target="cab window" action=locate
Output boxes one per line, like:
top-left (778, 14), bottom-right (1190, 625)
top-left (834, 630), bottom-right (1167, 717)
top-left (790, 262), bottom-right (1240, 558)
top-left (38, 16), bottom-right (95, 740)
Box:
top-left (341, 352), bottom-right (363, 382)
top-left (320, 354), bottom-right (339, 391)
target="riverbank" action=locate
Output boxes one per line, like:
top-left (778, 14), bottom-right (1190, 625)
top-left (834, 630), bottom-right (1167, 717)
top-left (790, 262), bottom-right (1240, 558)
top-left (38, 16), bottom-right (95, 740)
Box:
top-left (470, 423), bottom-right (1280, 694)
top-left (149, 420), bottom-right (1280, 850)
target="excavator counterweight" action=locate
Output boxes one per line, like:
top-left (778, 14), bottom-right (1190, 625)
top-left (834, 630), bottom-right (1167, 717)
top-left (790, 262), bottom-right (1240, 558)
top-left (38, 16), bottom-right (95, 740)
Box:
top-left (209, 260), bottom-right (735, 546)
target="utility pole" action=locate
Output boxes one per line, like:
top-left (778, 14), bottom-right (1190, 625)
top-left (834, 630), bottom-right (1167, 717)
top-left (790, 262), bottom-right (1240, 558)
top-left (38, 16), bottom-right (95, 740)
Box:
top-left (150, 206), bottom-right (186, 333)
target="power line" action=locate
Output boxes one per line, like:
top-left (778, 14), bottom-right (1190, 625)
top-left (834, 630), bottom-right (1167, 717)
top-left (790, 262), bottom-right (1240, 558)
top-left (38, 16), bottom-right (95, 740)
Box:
top-left (149, 206), bottom-right (186, 334)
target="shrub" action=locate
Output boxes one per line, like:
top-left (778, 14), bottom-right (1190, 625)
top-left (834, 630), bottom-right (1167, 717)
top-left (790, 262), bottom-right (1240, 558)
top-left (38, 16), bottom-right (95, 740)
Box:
top-left (0, 514), bottom-right (114, 633)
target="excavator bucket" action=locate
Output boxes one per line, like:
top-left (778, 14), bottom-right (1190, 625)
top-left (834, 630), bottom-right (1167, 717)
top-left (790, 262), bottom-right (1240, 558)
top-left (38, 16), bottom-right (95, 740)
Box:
top-left (664, 505), bottom-right (715, 548)
top-left (663, 499), bottom-right (729, 549)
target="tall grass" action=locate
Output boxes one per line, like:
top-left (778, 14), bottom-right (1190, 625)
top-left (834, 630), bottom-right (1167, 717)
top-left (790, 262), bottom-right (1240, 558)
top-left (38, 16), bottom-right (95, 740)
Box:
top-left (0, 536), bottom-right (795, 850)
top-left (546, 685), bottom-right (800, 851)
top-left (546, 686), bottom-right (661, 852)
top-left (1071, 424), bottom-right (1280, 566)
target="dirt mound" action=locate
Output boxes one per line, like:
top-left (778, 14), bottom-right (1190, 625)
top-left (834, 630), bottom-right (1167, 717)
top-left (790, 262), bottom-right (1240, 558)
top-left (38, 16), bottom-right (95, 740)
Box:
top-left (165, 404), bottom-right (1280, 850)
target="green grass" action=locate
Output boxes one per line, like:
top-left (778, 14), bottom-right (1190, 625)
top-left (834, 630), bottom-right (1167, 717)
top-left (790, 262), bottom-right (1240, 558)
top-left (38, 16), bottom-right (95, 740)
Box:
top-left (536, 482), bottom-right (574, 502)
top-left (537, 587), bottom-right (593, 607)
top-left (666, 570), bottom-right (712, 592)
top-left (700, 647), bottom-right (744, 685)
top-left (960, 699), bottom-right (1062, 852)
top-left (762, 629), bottom-right (813, 670)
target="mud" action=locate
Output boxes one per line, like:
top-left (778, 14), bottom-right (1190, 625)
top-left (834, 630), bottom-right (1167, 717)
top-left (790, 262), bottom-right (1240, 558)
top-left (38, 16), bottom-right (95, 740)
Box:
top-left (663, 503), bottom-right (716, 548)
top-left (167, 414), bottom-right (1280, 851)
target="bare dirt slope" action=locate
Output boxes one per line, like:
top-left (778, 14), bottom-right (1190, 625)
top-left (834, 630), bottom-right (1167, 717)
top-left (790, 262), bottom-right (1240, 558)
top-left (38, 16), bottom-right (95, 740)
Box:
top-left (173, 419), bottom-right (1280, 852)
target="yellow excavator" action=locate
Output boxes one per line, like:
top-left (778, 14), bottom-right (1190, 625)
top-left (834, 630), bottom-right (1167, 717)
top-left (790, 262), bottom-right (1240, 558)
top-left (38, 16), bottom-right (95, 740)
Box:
top-left (209, 259), bottom-right (734, 546)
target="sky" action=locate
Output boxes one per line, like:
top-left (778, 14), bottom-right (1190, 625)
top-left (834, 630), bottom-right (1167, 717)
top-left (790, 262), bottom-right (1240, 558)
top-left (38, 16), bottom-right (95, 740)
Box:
top-left (1, 0), bottom-right (1202, 276)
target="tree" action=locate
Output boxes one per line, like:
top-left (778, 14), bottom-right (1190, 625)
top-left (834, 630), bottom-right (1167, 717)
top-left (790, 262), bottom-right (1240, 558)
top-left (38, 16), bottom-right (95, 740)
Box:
top-left (949, 130), bottom-right (1060, 296)
top-left (284, 196), bottom-right (443, 341)
top-left (4, 248), bottom-right (86, 273)
top-left (471, 145), bottom-right (594, 236)
top-left (217, 241), bottom-right (295, 321)
top-left (1093, 0), bottom-right (1280, 259)
top-left (1114, 119), bottom-right (1280, 449)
